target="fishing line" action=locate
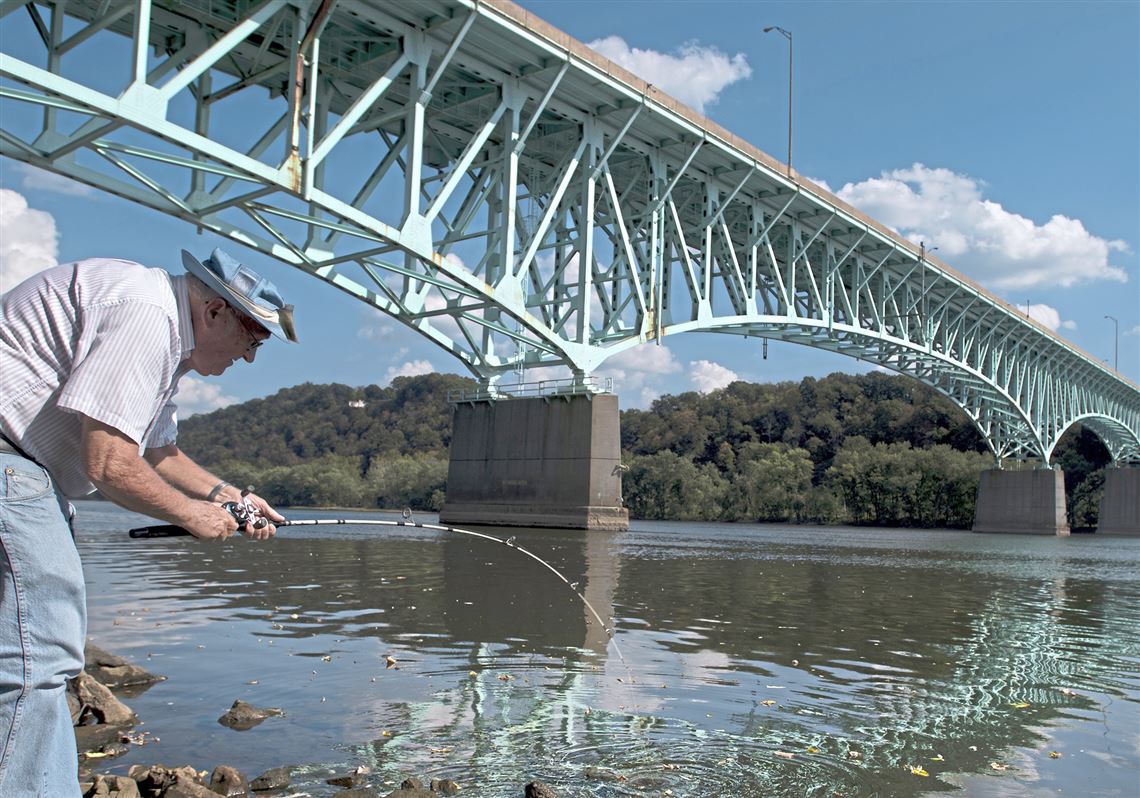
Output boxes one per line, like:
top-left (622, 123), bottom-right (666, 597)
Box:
top-left (128, 509), bottom-right (626, 665)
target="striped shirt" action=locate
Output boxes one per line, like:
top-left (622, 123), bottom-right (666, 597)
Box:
top-left (0, 259), bottom-right (195, 497)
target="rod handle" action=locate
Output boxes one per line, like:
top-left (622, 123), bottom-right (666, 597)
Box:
top-left (128, 525), bottom-right (192, 539)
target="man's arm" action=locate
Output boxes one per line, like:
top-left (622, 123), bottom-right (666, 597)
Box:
top-left (144, 443), bottom-right (238, 500)
top-left (146, 443), bottom-right (283, 537)
top-left (82, 417), bottom-right (240, 540)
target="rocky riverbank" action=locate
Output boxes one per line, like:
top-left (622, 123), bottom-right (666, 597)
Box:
top-left (73, 643), bottom-right (563, 798)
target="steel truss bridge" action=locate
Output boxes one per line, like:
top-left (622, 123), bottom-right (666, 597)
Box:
top-left (1, 0), bottom-right (1137, 464)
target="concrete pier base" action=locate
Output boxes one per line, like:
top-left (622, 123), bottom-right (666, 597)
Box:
top-left (1097, 468), bottom-right (1140, 535)
top-left (440, 394), bottom-right (629, 530)
top-left (972, 468), bottom-right (1070, 536)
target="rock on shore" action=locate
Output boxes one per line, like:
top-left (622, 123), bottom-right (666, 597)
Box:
top-left (76, 644), bottom-right (564, 798)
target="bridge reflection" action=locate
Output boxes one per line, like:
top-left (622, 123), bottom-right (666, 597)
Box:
top-left (79, 507), bottom-right (1138, 793)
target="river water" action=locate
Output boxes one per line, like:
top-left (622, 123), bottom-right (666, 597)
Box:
top-left (74, 500), bottom-right (1139, 797)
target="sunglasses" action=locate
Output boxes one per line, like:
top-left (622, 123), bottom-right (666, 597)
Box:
top-left (227, 304), bottom-right (268, 353)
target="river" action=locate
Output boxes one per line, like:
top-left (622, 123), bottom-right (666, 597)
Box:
top-left (74, 500), bottom-right (1139, 797)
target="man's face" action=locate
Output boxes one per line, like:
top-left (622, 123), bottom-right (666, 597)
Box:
top-left (190, 299), bottom-right (271, 376)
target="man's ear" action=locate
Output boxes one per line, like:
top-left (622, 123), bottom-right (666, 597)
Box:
top-left (203, 296), bottom-right (228, 321)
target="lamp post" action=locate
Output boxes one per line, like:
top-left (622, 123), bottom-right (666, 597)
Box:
top-left (1105, 314), bottom-right (1118, 371)
top-left (763, 25), bottom-right (793, 177)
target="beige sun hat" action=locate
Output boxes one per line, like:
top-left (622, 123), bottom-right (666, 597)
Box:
top-left (181, 248), bottom-right (297, 342)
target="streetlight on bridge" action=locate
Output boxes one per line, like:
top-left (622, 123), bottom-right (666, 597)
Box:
top-left (1105, 314), bottom-right (1118, 371)
top-left (763, 25), bottom-right (793, 177)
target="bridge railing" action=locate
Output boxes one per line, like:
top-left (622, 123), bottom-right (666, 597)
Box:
top-left (448, 375), bottom-right (614, 403)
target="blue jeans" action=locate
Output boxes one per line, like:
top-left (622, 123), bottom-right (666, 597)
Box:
top-left (0, 452), bottom-right (85, 797)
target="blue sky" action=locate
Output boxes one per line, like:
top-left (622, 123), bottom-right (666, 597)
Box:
top-left (2, 0), bottom-right (1137, 413)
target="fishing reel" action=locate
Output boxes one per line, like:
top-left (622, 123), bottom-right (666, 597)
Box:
top-left (221, 495), bottom-right (267, 532)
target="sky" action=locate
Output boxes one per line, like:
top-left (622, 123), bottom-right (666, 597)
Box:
top-left (1, 0), bottom-right (1137, 414)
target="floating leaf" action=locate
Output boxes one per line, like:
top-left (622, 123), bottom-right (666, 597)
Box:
top-left (910, 766), bottom-right (929, 777)
top-left (761, 700), bottom-right (777, 706)
top-left (847, 751), bottom-right (862, 760)
top-left (1010, 702), bottom-right (1030, 709)
top-left (1049, 751), bottom-right (1062, 759)
top-left (807, 746), bottom-right (820, 754)
top-left (989, 762), bottom-right (1008, 771)
top-left (385, 656), bottom-right (398, 668)
top-left (930, 754), bottom-right (944, 762)
top-left (774, 751), bottom-right (795, 759)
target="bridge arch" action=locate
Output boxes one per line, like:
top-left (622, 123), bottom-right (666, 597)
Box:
top-left (1049, 415), bottom-right (1140, 466)
top-left (1, 0), bottom-right (1136, 469)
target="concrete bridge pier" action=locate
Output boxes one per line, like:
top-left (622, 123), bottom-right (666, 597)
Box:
top-left (1097, 467), bottom-right (1140, 535)
top-left (440, 393), bottom-right (629, 531)
top-left (972, 468), bottom-right (1070, 536)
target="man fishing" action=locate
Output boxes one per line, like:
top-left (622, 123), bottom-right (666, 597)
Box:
top-left (0, 248), bottom-right (296, 797)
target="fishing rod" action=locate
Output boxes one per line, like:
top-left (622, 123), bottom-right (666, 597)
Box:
top-left (129, 500), bottom-right (624, 662)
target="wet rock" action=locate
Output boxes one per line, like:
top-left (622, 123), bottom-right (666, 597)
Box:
top-left (327, 774), bottom-right (361, 788)
top-left (334, 790), bottom-right (381, 798)
top-left (84, 774), bottom-right (141, 798)
top-left (69, 673), bottom-right (136, 725)
top-left (249, 766), bottom-right (292, 792)
top-left (75, 722), bottom-right (130, 754)
top-left (381, 788), bottom-right (431, 798)
top-left (583, 766), bottom-right (622, 782)
top-left (209, 765), bottom-right (248, 796)
top-left (165, 781), bottom-right (220, 798)
top-left (129, 764), bottom-right (205, 797)
top-left (381, 777), bottom-right (432, 798)
top-left (85, 643), bottom-right (165, 688)
top-left (217, 700), bottom-right (283, 731)
top-left (524, 782), bottom-right (559, 798)
top-left (430, 779), bottom-right (460, 795)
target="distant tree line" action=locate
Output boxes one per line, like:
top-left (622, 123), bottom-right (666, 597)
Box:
top-left (178, 372), bottom-right (1111, 528)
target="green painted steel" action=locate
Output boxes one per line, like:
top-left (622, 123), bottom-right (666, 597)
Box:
top-left (2, 0), bottom-right (1137, 464)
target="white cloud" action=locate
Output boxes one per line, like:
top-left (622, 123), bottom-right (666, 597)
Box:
top-left (384, 359), bottom-right (434, 385)
top-left (587, 36), bottom-right (751, 114)
top-left (357, 317), bottom-right (399, 340)
top-left (596, 342), bottom-right (682, 407)
top-left (175, 376), bottom-right (239, 416)
top-left (834, 163), bottom-right (1129, 290)
top-left (1125, 325), bottom-right (1140, 337)
top-left (18, 163), bottom-right (95, 196)
top-left (1013, 303), bottom-right (1076, 333)
top-left (690, 359), bottom-right (739, 393)
top-left (0, 189), bottom-right (59, 293)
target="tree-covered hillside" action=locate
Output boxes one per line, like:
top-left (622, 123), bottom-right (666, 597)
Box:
top-left (178, 373), bottom-right (475, 510)
top-left (177, 372), bottom-right (1110, 528)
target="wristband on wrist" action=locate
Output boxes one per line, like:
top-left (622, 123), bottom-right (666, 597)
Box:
top-left (206, 480), bottom-right (233, 503)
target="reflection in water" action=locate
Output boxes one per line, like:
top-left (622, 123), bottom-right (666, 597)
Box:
top-left (76, 503), bottom-right (1139, 797)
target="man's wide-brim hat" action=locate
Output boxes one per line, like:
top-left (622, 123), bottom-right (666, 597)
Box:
top-left (181, 248), bottom-right (297, 343)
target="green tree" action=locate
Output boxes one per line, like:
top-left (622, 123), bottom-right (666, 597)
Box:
top-left (724, 443), bottom-right (814, 522)
top-left (624, 451), bottom-right (726, 520)
top-left (365, 455), bottom-right (449, 510)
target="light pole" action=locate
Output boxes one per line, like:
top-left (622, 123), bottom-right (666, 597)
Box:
top-left (763, 25), bottom-right (793, 177)
top-left (1105, 314), bottom-right (1118, 371)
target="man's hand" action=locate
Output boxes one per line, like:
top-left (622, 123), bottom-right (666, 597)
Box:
top-left (232, 491), bottom-right (282, 541)
top-left (183, 500), bottom-right (242, 540)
